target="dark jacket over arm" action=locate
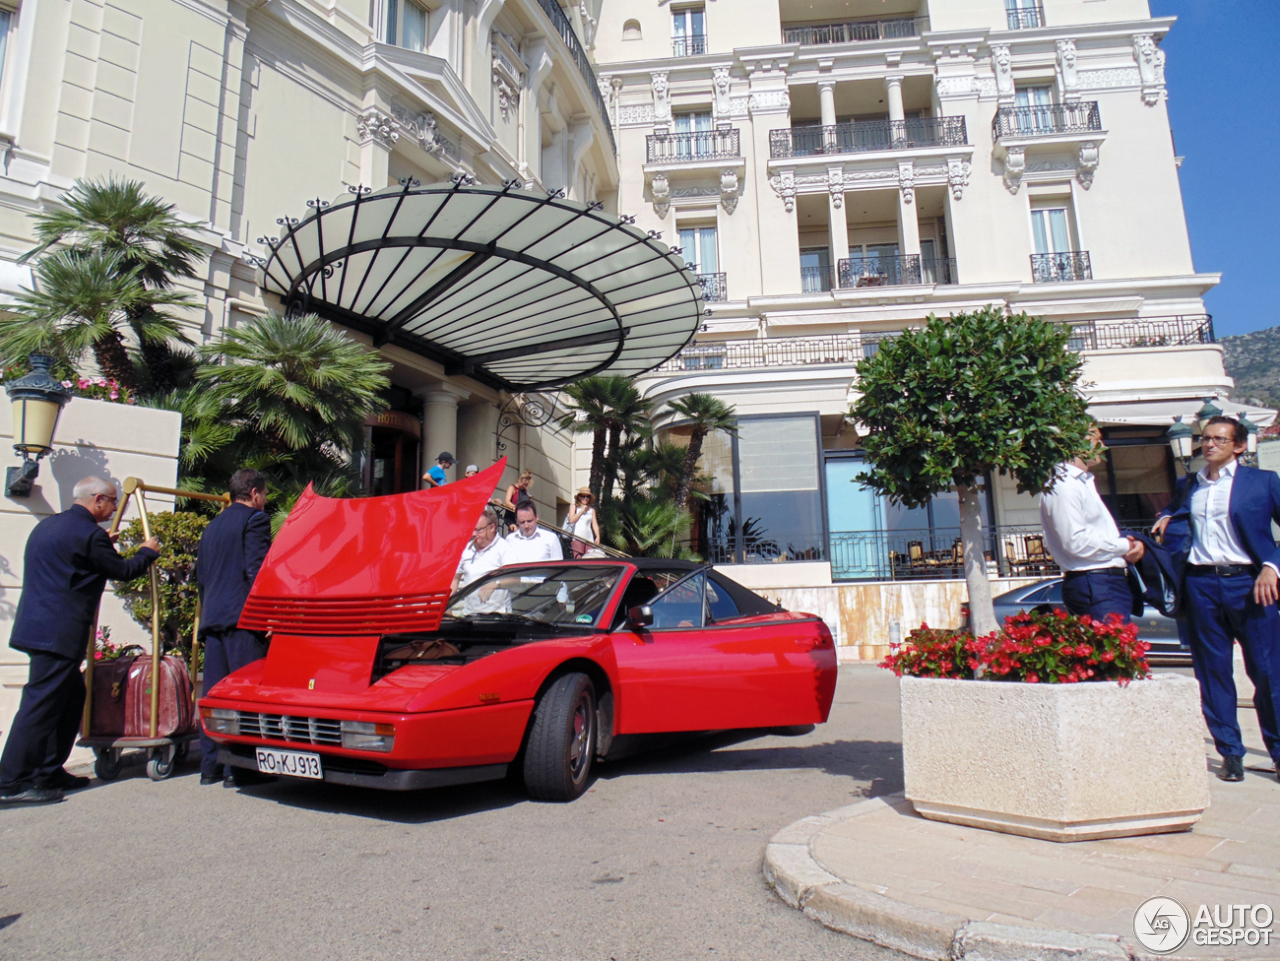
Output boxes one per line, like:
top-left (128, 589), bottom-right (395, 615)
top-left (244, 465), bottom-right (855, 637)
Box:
top-left (10, 504), bottom-right (159, 660)
top-left (196, 502), bottom-right (272, 632)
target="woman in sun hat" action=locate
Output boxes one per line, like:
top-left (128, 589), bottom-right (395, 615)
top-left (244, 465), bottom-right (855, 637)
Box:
top-left (567, 487), bottom-right (600, 559)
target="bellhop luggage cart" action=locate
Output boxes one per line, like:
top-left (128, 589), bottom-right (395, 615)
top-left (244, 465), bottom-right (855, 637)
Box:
top-left (78, 477), bottom-right (231, 781)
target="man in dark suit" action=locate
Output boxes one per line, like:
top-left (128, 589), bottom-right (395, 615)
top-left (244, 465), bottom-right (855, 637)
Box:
top-left (1154, 415), bottom-right (1280, 783)
top-left (196, 468), bottom-right (271, 785)
top-left (0, 477), bottom-right (160, 805)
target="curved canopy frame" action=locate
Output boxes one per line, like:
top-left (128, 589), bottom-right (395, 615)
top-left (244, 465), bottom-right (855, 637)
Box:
top-left (253, 179), bottom-right (705, 391)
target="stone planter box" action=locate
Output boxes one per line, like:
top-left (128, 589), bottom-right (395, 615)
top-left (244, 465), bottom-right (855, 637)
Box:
top-left (900, 674), bottom-right (1209, 842)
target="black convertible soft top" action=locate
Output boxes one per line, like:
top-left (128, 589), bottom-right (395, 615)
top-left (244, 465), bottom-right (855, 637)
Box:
top-left (626, 558), bottom-right (783, 616)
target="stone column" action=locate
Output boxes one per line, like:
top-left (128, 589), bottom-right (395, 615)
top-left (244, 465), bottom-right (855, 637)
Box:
top-left (418, 383), bottom-right (469, 488)
top-left (456, 400), bottom-right (501, 477)
top-left (818, 79), bottom-right (837, 127)
top-left (827, 166), bottom-right (848, 282)
top-left (885, 75), bottom-right (905, 123)
top-left (897, 168), bottom-right (921, 265)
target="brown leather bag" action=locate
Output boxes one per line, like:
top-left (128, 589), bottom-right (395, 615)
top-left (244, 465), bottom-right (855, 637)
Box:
top-left (123, 655), bottom-right (196, 738)
top-left (87, 652), bottom-right (143, 737)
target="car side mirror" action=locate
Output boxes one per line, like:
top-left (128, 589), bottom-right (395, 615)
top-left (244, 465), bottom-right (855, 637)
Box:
top-left (627, 605), bottom-right (654, 629)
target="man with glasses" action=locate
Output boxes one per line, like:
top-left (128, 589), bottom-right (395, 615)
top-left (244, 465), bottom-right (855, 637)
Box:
top-left (453, 507), bottom-right (510, 613)
top-left (1154, 415), bottom-right (1280, 784)
top-left (0, 476), bottom-right (160, 806)
top-left (1040, 424), bottom-right (1145, 622)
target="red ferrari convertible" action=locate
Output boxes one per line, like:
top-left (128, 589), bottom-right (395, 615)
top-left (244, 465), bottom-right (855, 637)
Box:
top-left (200, 462), bottom-right (837, 801)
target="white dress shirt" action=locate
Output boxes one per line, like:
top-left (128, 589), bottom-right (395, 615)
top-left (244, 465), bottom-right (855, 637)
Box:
top-left (503, 527), bottom-right (564, 564)
top-left (455, 536), bottom-right (511, 614)
top-left (1039, 462), bottom-right (1129, 571)
top-left (1187, 459), bottom-right (1254, 567)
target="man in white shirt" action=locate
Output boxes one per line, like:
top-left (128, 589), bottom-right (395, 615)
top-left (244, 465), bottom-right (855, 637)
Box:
top-left (453, 508), bottom-right (511, 614)
top-left (1039, 424), bottom-right (1144, 622)
top-left (1154, 415), bottom-right (1280, 783)
top-left (503, 502), bottom-right (564, 565)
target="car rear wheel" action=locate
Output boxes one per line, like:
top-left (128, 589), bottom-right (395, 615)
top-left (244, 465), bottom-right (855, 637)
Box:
top-left (523, 673), bottom-right (596, 802)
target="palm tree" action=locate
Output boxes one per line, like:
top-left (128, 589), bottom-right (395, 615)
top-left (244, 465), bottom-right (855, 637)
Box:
top-left (559, 377), bottom-right (613, 503)
top-left (608, 493), bottom-right (697, 559)
top-left (0, 250), bottom-right (191, 388)
top-left (599, 378), bottom-right (654, 504)
top-left (19, 177), bottom-right (205, 391)
top-left (196, 311), bottom-right (390, 460)
top-left (559, 375), bottom-right (654, 504)
top-left (666, 392), bottom-right (738, 510)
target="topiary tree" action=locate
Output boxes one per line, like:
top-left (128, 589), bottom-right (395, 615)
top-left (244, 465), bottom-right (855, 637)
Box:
top-left (850, 308), bottom-right (1093, 637)
top-left (113, 510), bottom-right (209, 656)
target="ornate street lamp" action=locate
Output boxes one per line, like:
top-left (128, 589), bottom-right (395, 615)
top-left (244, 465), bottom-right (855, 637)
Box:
top-left (1166, 415), bottom-right (1195, 474)
top-left (5, 354), bottom-right (72, 497)
top-left (1195, 397), bottom-right (1223, 434)
top-left (1239, 412), bottom-right (1259, 466)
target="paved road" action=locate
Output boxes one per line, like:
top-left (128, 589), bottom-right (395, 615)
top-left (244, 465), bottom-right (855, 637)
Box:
top-left (0, 665), bottom-right (906, 961)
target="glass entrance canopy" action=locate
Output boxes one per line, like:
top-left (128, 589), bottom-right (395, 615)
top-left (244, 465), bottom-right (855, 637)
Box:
top-left (254, 180), bottom-right (705, 391)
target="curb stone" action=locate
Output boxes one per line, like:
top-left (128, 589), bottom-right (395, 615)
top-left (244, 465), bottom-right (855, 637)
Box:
top-left (763, 793), bottom-right (1209, 961)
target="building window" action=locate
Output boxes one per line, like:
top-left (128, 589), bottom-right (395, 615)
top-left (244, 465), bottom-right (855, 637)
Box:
top-left (1031, 204), bottom-right (1073, 256)
top-left (385, 0), bottom-right (428, 52)
top-left (1029, 197), bottom-right (1089, 281)
top-left (1011, 84), bottom-right (1055, 134)
top-left (800, 247), bottom-right (832, 292)
top-left (678, 224), bottom-right (717, 275)
top-left (1006, 0), bottom-right (1045, 29)
top-left (1093, 428), bottom-right (1177, 527)
top-left (622, 18), bottom-right (642, 40)
top-left (671, 6), bottom-right (705, 56)
top-left (0, 8), bottom-right (11, 83)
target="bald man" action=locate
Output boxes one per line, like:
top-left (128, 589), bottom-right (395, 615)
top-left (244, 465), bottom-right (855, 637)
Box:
top-left (0, 477), bottom-right (159, 805)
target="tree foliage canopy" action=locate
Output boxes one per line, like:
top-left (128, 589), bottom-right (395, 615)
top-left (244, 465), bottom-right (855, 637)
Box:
top-left (850, 308), bottom-right (1093, 507)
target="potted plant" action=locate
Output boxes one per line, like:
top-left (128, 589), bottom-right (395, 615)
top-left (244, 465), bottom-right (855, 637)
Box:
top-left (852, 310), bottom-right (1208, 841)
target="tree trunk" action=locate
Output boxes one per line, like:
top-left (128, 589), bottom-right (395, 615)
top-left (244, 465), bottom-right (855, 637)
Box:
top-left (673, 428), bottom-right (705, 510)
top-left (135, 327), bottom-right (176, 393)
top-left (602, 423), bottom-right (622, 503)
top-left (92, 332), bottom-right (139, 391)
top-left (588, 428), bottom-right (606, 503)
top-left (958, 482), bottom-right (999, 640)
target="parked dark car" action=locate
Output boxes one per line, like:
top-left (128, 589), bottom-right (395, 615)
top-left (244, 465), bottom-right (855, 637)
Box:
top-left (965, 578), bottom-right (1191, 665)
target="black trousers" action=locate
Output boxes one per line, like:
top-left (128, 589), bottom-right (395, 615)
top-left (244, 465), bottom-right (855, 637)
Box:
top-left (200, 628), bottom-right (269, 777)
top-left (0, 650), bottom-right (86, 792)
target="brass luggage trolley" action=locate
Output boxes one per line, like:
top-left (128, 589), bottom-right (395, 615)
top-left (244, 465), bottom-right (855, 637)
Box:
top-left (77, 478), bottom-right (230, 781)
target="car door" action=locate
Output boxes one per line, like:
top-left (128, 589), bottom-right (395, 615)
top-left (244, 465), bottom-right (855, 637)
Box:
top-left (611, 571), bottom-right (830, 734)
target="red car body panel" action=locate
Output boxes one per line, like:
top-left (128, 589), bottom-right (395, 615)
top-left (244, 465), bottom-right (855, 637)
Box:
top-left (200, 463), bottom-right (838, 791)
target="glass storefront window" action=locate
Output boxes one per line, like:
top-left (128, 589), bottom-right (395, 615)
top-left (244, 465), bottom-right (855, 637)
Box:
top-left (1094, 429), bottom-right (1176, 526)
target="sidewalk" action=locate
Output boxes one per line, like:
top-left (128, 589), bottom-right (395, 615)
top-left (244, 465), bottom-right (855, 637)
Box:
top-left (766, 712), bottom-right (1280, 961)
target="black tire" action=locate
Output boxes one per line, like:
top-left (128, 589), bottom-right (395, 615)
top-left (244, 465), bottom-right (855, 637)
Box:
top-left (94, 750), bottom-right (122, 781)
top-left (772, 724), bottom-right (816, 737)
top-left (523, 673), bottom-right (596, 802)
top-left (174, 741), bottom-right (190, 762)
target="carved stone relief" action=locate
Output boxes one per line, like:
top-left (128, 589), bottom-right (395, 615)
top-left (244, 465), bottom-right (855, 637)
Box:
top-left (619, 104), bottom-right (655, 125)
top-left (1077, 141), bottom-right (1099, 189)
top-left (651, 71), bottom-right (672, 123)
top-left (749, 89), bottom-right (790, 113)
top-left (391, 104), bottom-right (454, 158)
top-left (712, 67), bottom-right (732, 119)
top-left (1003, 146), bottom-right (1026, 194)
top-left (357, 108), bottom-right (399, 148)
top-left (991, 45), bottom-right (1014, 102)
top-left (827, 167), bottom-right (844, 209)
top-left (652, 173), bottom-right (670, 218)
top-left (947, 156), bottom-right (972, 200)
top-left (1133, 34), bottom-right (1166, 105)
top-left (898, 161), bottom-right (915, 205)
top-left (769, 169), bottom-right (796, 212)
top-left (1057, 40), bottom-right (1078, 99)
top-left (1076, 68), bottom-right (1141, 90)
top-left (720, 167), bottom-right (739, 213)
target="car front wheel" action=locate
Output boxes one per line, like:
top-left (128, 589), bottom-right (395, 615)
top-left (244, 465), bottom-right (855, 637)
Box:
top-left (523, 673), bottom-right (596, 802)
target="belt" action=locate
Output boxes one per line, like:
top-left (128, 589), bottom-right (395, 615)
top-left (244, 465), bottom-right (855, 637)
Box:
top-left (1187, 563), bottom-right (1256, 578)
top-left (1062, 568), bottom-right (1127, 579)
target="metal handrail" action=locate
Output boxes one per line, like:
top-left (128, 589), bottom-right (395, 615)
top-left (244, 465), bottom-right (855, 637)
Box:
top-left (532, 0), bottom-right (616, 154)
top-left (489, 499), bottom-right (630, 559)
top-left (830, 524), bottom-right (1059, 581)
top-left (646, 128), bottom-right (740, 163)
top-left (1031, 251), bottom-right (1092, 283)
top-left (1006, 5), bottom-right (1046, 28)
top-left (672, 35), bottom-right (707, 56)
top-left (771, 116), bottom-right (968, 159)
top-left (993, 102), bottom-right (1101, 139)
top-left (837, 254), bottom-right (957, 288)
top-left (696, 272), bottom-right (727, 302)
top-left (782, 16), bottom-right (926, 44)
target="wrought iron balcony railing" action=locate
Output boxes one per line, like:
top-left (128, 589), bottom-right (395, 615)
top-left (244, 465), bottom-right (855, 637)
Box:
top-left (1031, 251), bottom-right (1092, 283)
top-left (1005, 5), bottom-right (1046, 29)
top-left (696, 272), bottom-right (727, 302)
top-left (533, 0), bottom-right (615, 154)
top-left (672, 35), bottom-right (708, 56)
top-left (830, 525), bottom-right (1059, 581)
top-left (782, 16), bottom-right (924, 45)
top-left (646, 128), bottom-right (740, 163)
top-left (771, 116), bottom-right (968, 159)
top-left (800, 264), bottom-right (835, 293)
top-left (648, 315), bottom-right (1215, 377)
top-left (838, 254), bottom-right (958, 288)
top-left (992, 102), bottom-right (1101, 139)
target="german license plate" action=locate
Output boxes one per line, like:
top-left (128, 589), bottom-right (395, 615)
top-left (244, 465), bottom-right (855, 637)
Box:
top-left (255, 747), bottom-right (322, 779)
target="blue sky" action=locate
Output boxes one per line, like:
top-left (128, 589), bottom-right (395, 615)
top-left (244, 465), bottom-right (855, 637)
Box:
top-left (1149, 1), bottom-right (1278, 338)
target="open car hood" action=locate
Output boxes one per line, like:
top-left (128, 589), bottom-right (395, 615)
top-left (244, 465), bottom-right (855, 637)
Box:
top-left (239, 459), bottom-right (506, 636)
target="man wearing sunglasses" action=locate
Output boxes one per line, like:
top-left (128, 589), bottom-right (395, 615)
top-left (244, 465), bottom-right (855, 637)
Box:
top-left (1154, 415), bottom-right (1280, 784)
top-left (0, 476), bottom-right (161, 806)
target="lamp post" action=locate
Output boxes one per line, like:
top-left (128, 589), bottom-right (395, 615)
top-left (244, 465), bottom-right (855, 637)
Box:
top-left (1166, 415), bottom-right (1195, 474)
top-left (1195, 397), bottom-right (1223, 434)
top-left (5, 354), bottom-right (72, 497)
top-left (1239, 412), bottom-right (1259, 467)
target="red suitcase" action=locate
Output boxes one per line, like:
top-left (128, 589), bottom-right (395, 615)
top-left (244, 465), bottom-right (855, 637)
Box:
top-left (87, 656), bottom-right (137, 737)
top-left (123, 655), bottom-right (196, 738)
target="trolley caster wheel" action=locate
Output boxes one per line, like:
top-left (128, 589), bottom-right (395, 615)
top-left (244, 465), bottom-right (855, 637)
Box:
top-left (174, 741), bottom-right (190, 762)
top-left (94, 750), bottom-right (122, 781)
top-left (146, 751), bottom-right (174, 781)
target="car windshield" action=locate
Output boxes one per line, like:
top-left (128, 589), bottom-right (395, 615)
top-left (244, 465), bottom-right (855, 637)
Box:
top-left (445, 565), bottom-right (626, 629)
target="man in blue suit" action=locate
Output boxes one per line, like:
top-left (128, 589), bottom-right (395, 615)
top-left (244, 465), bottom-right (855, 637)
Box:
top-left (195, 468), bottom-right (271, 786)
top-left (0, 477), bottom-right (160, 805)
top-left (1154, 415), bottom-right (1280, 783)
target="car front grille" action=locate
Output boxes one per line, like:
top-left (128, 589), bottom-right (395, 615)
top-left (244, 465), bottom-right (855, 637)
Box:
top-left (236, 711), bottom-right (342, 746)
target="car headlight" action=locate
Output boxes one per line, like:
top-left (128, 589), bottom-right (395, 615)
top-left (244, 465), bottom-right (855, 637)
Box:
top-left (340, 720), bottom-right (395, 752)
top-left (201, 707), bottom-right (239, 735)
